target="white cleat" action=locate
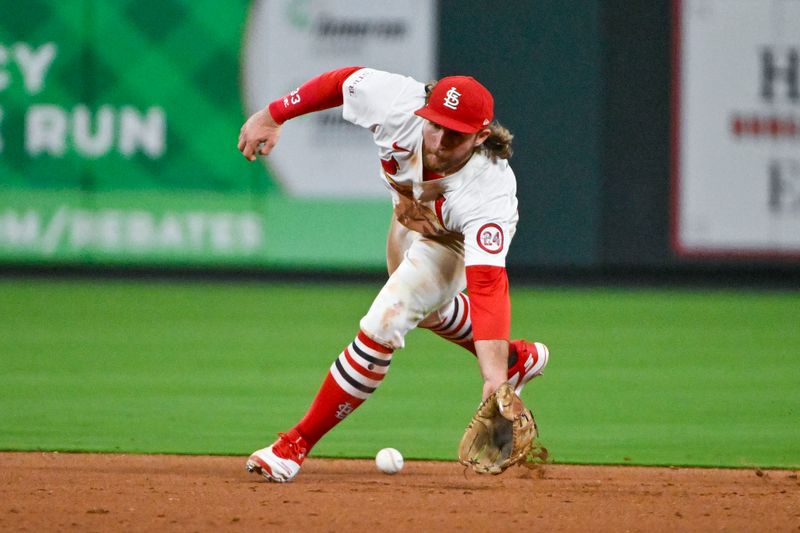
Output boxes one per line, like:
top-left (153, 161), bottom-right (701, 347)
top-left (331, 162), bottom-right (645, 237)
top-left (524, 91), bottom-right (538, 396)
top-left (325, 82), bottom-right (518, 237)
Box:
top-left (246, 430), bottom-right (307, 483)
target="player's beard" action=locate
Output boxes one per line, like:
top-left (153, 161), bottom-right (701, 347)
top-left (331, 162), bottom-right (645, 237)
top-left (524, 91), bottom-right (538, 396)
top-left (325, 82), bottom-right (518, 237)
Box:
top-left (422, 149), bottom-right (473, 175)
top-left (422, 151), bottom-right (447, 173)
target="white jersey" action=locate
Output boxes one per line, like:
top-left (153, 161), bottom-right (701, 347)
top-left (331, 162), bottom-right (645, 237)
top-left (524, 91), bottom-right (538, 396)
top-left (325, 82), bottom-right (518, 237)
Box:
top-left (341, 68), bottom-right (519, 268)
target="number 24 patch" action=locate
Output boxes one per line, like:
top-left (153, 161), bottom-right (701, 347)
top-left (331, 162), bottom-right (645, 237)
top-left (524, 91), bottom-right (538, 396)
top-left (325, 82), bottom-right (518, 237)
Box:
top-left (477, 223), bottom-right (504, 254)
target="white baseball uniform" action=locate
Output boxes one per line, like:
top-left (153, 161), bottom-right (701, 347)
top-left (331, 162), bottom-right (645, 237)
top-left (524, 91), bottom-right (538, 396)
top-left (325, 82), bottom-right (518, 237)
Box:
top-left (339, 68), bottom-right (519, 349)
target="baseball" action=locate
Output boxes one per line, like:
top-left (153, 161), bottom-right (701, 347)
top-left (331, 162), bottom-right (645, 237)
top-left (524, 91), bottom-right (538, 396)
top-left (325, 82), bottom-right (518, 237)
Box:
top-left (375, 447), bottom-right (404, 474)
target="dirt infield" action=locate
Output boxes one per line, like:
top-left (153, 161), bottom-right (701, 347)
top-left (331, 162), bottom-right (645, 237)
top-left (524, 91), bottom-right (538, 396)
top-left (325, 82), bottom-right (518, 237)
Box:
top-left (1, 452), bottom-right (798, 532)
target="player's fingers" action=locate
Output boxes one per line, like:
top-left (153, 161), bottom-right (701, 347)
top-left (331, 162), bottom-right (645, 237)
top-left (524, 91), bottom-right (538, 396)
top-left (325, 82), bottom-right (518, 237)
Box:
top-left (258, 140), bottom-right (274, 156)
top-left (241, 140), bottom-right (257, 161)
top-left (237, 126), bottom-right (252, 153)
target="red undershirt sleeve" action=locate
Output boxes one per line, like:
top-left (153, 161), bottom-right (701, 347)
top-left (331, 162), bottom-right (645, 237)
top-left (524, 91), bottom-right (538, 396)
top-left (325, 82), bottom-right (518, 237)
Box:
top-left (267, 66), bottom-right (362, 124)
top-left (465, 264), bottom-right (511, 341)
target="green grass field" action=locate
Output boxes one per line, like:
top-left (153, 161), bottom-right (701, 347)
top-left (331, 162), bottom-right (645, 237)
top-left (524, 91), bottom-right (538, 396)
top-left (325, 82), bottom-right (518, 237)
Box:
top-left (1, 278), bottom-right (798, 468)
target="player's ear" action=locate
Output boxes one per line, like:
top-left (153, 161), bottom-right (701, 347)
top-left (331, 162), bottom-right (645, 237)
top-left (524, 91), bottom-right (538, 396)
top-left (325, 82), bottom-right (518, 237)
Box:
top-left (474, 128), bottom-right (491, 147)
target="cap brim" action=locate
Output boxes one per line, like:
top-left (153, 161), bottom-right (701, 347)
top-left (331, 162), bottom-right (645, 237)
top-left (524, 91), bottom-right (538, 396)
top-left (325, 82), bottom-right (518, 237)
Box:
top-left (414, 107), bottom-right (481, 134)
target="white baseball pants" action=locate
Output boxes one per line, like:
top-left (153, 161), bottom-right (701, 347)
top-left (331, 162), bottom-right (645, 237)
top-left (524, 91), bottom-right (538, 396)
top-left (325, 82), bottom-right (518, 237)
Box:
top-left (359, 216), bottom-right (466, 349)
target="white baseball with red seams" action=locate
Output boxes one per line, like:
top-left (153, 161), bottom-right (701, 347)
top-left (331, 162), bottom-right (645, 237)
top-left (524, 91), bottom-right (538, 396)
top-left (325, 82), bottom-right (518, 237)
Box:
top-left (375, 447), bottom-right (404, 474)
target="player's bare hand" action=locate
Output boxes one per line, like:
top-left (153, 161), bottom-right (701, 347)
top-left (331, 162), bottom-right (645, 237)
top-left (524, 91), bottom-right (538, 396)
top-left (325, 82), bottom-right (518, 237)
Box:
top-left (238, 107), bottom-right (282, 161)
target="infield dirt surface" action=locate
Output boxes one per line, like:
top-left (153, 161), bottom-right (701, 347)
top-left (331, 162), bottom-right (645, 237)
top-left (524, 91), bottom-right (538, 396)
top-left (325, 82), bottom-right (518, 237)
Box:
top-left (1, 452), bottom-right (798, 532)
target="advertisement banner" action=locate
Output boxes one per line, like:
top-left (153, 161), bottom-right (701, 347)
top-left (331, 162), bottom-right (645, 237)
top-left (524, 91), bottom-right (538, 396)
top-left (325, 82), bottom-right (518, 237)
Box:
top-left (242, 0), bottom-right (437, 198)
top-left (0, 0), bottom-right (435, 269)
top-left (673, 0), bottom-right (800, 258)
top-left (0, 189), bottom-right (388, 267)
top-left (0, 1), bottom-right (259, 193)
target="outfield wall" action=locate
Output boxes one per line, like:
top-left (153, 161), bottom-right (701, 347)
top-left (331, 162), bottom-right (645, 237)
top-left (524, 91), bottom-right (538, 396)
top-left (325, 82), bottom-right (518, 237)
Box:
top-left (1, 1), bottom-right (798, 275)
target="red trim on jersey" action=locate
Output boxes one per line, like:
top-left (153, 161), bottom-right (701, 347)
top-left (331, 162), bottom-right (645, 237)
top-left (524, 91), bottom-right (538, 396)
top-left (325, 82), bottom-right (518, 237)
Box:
top-left (465, 265), bottom-right (510, 341)
top-left (357, 330), bottom-right (393, 354)
top-left (343, 348), bottom-right (386, 381)
top-left (381, 155), bottom-right (399, 175)
top-left (268, 66), bottom-right (362, 124)
top-left (422, 167), bottom-right (444, 181)
top-left (434, 195), bottom-right (446, 228)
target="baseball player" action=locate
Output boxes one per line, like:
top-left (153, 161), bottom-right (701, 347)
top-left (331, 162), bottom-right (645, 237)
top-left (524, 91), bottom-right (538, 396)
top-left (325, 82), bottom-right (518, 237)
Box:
top-left (238, 67), bottom-right (549, 482)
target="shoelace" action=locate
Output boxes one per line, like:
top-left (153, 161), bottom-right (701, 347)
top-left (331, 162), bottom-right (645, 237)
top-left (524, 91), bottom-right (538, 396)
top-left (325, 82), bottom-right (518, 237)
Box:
top-left (276, 432), bottom-right (307, 460)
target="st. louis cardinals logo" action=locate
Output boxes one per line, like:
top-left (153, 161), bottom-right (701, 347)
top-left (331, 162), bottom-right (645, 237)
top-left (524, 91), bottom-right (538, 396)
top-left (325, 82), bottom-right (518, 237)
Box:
top-left (477, 223), bottom-right (504, 254)
top-left (335, 402), bottom-right (354, 420)
top-left (443, 87), bottom-right (461, 110)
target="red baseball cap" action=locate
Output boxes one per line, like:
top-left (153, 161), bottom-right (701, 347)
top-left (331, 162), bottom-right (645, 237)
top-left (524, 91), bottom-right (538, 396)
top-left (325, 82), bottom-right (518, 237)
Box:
top-left (415, 75), bottom-right (494, 133)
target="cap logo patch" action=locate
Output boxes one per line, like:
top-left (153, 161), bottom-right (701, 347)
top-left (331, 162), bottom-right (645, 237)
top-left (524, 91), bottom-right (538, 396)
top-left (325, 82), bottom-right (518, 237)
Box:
top-left (443, 87), bottom-right (461, 110)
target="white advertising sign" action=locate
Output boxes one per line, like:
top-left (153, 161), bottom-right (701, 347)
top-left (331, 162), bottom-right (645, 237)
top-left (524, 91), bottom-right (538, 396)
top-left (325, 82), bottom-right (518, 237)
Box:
top-left (242, 0), bottom-right (437, 198)
top-left (674, 0), bottom-right (800, 258)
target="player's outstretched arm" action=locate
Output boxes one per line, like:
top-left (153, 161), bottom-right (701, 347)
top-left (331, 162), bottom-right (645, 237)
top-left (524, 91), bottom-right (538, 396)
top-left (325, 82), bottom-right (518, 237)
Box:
top-left (465, 264), bottom-right (512, 400)
top-left (238, 66), bottom-right (362, 162)
top-left (238, 107), bottom-right (282, 161)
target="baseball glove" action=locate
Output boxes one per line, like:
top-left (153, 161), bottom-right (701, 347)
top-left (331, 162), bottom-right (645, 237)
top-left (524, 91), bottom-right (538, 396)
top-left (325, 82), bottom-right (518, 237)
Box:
top-left (458, 382), bottom-right (538, 474)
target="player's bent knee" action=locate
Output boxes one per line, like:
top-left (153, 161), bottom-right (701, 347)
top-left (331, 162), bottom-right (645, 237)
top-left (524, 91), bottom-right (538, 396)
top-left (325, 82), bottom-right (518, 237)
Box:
top-left (363, 239), bottom-right (463, 350)
top-left (359, 298), bottom-right (418, 351)
top-left (360, 278), bottom-right (433, 350)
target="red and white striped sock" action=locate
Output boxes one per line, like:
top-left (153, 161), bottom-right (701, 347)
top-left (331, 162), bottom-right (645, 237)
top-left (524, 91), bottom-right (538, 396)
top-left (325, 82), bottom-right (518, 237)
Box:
top-left (426, 292), bottom-right (476, 354)
top-left (294, 330), bottom-right (393, 449)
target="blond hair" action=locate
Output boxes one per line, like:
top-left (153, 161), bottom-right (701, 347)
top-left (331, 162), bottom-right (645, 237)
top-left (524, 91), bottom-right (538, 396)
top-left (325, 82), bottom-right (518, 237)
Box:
top-left (480, 122), bottom-right (513, 160)
top-left (423, 82), bottom-right (514, 161)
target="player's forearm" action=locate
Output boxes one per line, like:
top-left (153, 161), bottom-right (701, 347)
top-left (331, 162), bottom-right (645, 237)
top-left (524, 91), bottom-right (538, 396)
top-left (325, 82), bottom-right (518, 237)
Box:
top-left (465, 264), bottom-right (511, 340)
top-left (240, 67), bottom-right (362, 161)
top-left (475, 339), bottom-right (510, 400)
top-left (268, 66), bottom-right (362, 124)
top-left (466, 265), bottom-right (511, 399)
